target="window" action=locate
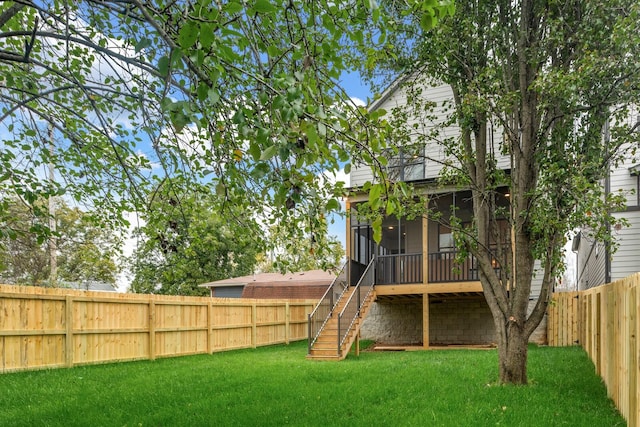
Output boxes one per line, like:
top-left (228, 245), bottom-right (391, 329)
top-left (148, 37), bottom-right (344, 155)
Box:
top-left (438, 225), bottom-right (455, 252)
top-left (387, 147), bottom-right (425, 182)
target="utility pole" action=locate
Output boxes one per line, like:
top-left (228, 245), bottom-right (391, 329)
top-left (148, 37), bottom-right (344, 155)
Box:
top-left (48, 124), bottom-right (57, 287)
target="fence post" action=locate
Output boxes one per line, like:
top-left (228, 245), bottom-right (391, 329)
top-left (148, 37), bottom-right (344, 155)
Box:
top-left (65, 295), bottom-right (73, 367)
top-left (149, 298), bottom-right (156, 361)
top-left (251, 302), bottom-right (257, 348)
top-left (285, 302), bottom-right (290, 344)
top-left (634, 285), bottom-right (640, 427)
top-left (207, 301), bottom-right (213, 354)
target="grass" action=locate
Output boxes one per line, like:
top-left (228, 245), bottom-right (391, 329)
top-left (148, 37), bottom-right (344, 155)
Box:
top-left (0, 342), bottom-right (624, 426)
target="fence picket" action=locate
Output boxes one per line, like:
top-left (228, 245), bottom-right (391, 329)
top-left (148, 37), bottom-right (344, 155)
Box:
top-left (548, 274), bottom-right (640, 427)
top-left (0, 285), bottom-right (314, 373)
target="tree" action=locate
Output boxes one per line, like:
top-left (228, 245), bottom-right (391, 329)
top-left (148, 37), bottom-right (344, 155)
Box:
top-left (0, 197), bottom-right (119, 286)
top-left (360, 0), bottom-right (640, 383)
top-left (259, 224), bottom-right (345, 273)
top-left (0, 1), bottom-right (453, 269)
top-left (127, 188), bottom-right (261, 295)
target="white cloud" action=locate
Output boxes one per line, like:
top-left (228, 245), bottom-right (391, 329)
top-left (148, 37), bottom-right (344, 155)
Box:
top-left (329, 167), bottom-right (351, 189)
top-left (350, 97), bottom-right (367, 107)
top-left (115, 211), bottom-right (146, 292)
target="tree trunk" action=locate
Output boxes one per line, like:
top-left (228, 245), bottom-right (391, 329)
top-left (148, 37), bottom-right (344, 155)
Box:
top-left (496, 317), bottom-right (529, 384)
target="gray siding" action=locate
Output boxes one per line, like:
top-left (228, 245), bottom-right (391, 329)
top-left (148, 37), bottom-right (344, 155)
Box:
top-left (605, 113), bottom-right (640, 282)
top-left (611, 211), bottom-right (640, 281)
top-left (573, 230), bottom-right (607, 290)
top-left (609, 140), bottom-right (639, 209)
top-left (213, 285), bottom-right (244, 298)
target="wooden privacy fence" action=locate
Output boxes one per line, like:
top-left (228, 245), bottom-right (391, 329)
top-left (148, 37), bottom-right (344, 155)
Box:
top-left (0, 284), bottom-right (315, 373)
top-left (547, 274), bottom-right (639, 427)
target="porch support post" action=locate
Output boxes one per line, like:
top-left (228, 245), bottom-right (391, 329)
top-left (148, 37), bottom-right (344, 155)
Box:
top-left (346, 199), bottom-right (352, 286)
top-left (423, 292), bottom-right (430, 349)
top-left (422, 205), bottom-right (429, 285)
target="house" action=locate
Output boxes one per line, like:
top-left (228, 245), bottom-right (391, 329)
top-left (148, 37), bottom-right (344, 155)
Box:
top-left (199, 270), bottom-right (335, 299)
top-left (572, 116), bottom-right (640, 290)
top-left (63, 280), bottom-right (116, 292)
top-left (307, 79), bottom-right (545, 360)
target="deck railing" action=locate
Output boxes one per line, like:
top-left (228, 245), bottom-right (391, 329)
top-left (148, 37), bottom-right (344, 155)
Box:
top-left (307, 263), bottom-right (348, 354)
top-left (372, 251), bottom-right (485, 284)
top-left (375, 253), bottom-right (423, 284)
top-left (337, 258), bottom-right (375, 355)
top-left (428, 251), bottom-right (480, 282)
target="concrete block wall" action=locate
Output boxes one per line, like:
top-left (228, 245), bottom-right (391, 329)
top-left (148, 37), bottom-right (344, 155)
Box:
top-left (360, 296), bottom-right (497, 345)
top-left (360, 296), bottom-right (547, 346)
top-left (429, 297), bottom-right (496, 345)
top-left (528, 299), bottom-right (548, 345)
top-left (360, 300), bottom-right (423, 345)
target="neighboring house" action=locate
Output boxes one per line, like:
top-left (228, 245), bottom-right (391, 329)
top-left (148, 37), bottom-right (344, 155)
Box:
top-left (199, 270), bottom-right (335, 299)
top-left (64, 280), bottom-right (116, 292)
top-left (308, 78), bottom-right (545, 360)
top-left (573, 118), bottom-right (640, 290)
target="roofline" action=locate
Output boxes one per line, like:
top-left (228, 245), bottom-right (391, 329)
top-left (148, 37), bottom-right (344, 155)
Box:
top-left (199, 282), bottom-right (248, 288)
top-left (367, 73), bottom-right (410, 112)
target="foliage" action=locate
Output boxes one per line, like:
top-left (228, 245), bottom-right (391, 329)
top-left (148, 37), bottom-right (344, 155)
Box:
top-left (0, 343), bottom-right (625, 426)
top-left (127, 188), bottom-right (261, 295)
top-left (258, 224), bottom-right (345, 273)
top-left (0, 197), bottom-right (119, 286)
top-left (357, 0), bottom-right (640, 384)
top-left (0, 0), bottom-right (451, 262)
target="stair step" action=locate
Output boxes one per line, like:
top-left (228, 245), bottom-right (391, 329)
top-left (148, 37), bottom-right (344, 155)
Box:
top-left (308, 349), bottom-right (340, 357)
top-left (315, 337), bottom-right (337, 344)
top-left (306, 354), bottom-right (342, 361)
top-left (308, 285), bottom-right (375, 361)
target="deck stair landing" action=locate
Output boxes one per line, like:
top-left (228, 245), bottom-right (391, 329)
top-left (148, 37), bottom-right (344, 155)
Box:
top-left (307, 260), bottom-right (375, 361)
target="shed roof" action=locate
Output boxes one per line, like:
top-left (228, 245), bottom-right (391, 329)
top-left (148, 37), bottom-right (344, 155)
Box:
top-left (199, 270), bottom-right (335, 288)
top-left (199, 269), bottom-right (335, 300)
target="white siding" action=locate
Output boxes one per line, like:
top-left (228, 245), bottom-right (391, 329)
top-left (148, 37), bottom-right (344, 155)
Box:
top-left (530, 260), bottom-right (544, 298)
top-left (349, 80), bottom-right (510, 188)
top-left (349, 164), bottom-right (374, 188)
top-left (611, 211), bottom-right (640, 281)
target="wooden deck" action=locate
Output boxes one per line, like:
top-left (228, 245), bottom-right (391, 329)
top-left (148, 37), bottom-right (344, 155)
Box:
top-left (371, 343), bottom-right (496, 351)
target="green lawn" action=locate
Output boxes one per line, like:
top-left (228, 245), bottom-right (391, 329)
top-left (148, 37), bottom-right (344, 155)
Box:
top-left (0, 342), bottom-right (624, 426)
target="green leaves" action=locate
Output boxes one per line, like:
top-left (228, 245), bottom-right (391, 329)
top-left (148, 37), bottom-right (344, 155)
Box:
top-left (1, 0), bottom-right (451, 276)
top-left (254, 0), bottom-right (277, 14)
top-left (178, 21), bottom-right (199, 49)
top-left (260, 145), bottom-right (278, 161)
top-left (128, 192), bottom-right (262, 295)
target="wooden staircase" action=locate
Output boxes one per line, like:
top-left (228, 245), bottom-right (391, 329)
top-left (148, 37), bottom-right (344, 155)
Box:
top-left (307, 287), bottom-right (376, 361)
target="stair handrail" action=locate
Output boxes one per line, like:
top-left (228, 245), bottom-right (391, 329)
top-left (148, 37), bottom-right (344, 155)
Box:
top-left (307, 262), bottom-right (349, 353)
top-left (337, 257), bottom-right (375, 354)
